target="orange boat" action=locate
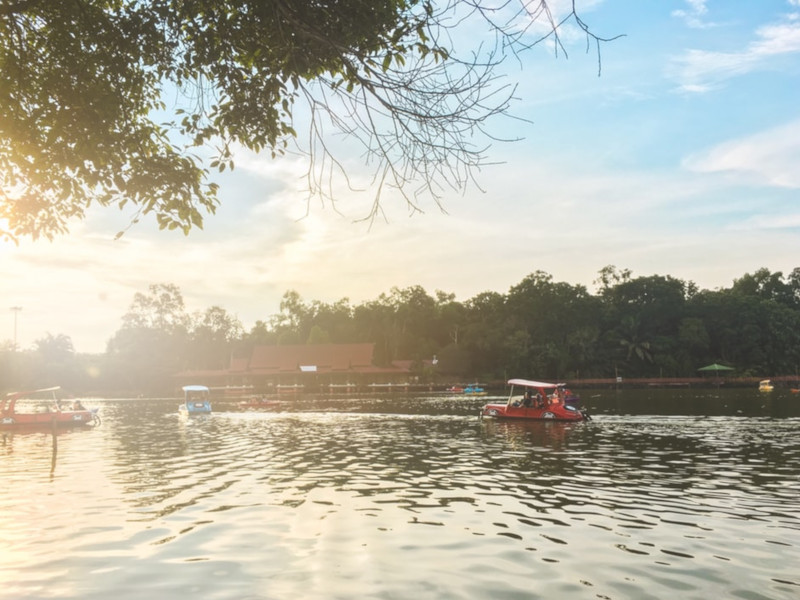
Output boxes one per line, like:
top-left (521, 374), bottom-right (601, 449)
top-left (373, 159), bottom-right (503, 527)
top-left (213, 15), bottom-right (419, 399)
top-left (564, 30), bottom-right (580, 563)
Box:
top-left (480, 379), bottom-right (589, 421)
top-left (1, 387), bottom-right (100, 429)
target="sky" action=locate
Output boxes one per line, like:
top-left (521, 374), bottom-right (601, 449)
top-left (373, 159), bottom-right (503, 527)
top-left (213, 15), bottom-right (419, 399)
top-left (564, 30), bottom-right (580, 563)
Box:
top-left (2, 0), bottom-right (800, 354)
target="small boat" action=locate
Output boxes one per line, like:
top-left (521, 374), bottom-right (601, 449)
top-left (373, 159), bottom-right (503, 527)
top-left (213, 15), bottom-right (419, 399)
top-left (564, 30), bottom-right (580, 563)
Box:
top-left (463, 385), bottom-right (487, 396)
top-left (1, 386), bottom-right (100, 429)
top-left (179, 385), bottom-right (212, 415)
top-left (758, 379), bottom-right (774, 392)
top-left (480, 379), bottom-right (589, 421)
top-left (446, 385), bottom-right (486, 395)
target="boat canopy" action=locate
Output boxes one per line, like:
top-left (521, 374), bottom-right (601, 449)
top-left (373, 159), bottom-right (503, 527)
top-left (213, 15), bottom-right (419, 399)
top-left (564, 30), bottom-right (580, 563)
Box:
top-left (2, 387), bottom-right (62, 413)
top-left (5, 386), bottom-right (61, 399)
top-left (182, 385), bottom-right (210, 393)
top-left (507, 379), bottom-right (564, 389)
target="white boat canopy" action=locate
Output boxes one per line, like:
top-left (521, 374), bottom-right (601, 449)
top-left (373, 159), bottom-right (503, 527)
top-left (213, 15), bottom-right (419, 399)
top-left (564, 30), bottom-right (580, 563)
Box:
top-left (182, 385), bottom-right (210, 392)
top-left (507, 379), bottom-right (565, 389)
top-left (6, 386), bottom-right (61, 399)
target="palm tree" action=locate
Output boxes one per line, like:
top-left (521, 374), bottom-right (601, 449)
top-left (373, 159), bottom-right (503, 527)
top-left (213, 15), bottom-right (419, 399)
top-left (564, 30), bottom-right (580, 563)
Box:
top-left (617, 316), bottom-right (653, 365)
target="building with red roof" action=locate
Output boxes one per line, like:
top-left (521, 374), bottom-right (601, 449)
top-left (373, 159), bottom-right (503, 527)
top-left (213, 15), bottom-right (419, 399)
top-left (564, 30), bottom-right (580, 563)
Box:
top-left (175, 343), bottom-right (434, 395)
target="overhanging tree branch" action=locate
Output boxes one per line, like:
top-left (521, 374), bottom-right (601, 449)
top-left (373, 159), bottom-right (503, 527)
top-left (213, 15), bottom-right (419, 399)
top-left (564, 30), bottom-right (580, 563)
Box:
top-left (0, 0), bottom-right (622, 241)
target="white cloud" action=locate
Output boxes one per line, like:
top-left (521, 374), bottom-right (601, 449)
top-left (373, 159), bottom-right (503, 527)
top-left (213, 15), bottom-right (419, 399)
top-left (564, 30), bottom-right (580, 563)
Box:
top-left (672, 0), bottom-right (714, 29)
top-left (670, 15), bottom-right (800, 91)
top-left (683, 119), bottom-right (800, 189)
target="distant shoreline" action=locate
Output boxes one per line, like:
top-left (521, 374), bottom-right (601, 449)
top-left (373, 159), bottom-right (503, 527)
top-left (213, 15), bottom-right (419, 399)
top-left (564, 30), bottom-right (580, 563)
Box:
top-left (550, 375), bottom-right (799, 389)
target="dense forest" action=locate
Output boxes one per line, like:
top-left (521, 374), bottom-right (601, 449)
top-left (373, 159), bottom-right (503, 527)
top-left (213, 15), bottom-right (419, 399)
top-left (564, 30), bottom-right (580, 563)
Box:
top-left (2, 266), bottom-right (800, 395)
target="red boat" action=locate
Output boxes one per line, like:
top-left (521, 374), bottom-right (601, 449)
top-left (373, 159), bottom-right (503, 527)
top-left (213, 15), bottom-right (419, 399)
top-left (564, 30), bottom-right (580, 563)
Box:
top-left (1, 387), bottom-right (100, 429)
top-left (480, 379), bottom-right (589, 421)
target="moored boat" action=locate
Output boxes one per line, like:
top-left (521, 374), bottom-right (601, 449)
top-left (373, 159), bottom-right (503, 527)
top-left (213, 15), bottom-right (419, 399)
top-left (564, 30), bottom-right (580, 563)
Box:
top-left (463, 385), bottom-right (487, 396)
top-left (1, 387), bottom-right (100, 429)
top-left (179, 385), bottom-right (212, 415)
top-left (446, 384), bottom-right (487, 395)
top-left (758, 379), bottom-right (774, 392)
top-left (480, 379), bottom-right (589, 421)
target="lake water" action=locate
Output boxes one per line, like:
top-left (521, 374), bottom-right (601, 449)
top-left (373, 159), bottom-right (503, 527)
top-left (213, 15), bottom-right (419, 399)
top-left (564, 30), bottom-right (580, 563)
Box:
top-left (2, 388), bottom-right (799, 600)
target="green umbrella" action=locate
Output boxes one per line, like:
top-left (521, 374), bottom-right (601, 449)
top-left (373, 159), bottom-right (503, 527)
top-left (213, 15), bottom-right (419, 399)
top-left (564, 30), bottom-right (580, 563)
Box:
top-left (697, 363), bottom-right (734, 373)
top-left (697, 363), bottom-right (734, 389)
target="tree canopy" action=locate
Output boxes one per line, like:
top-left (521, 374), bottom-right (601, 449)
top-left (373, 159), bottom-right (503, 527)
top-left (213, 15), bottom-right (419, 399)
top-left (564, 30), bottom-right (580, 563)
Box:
top-left (3, 266), bottom-right (800, 395)
top-left (0, 0), bottom-right (618, 241)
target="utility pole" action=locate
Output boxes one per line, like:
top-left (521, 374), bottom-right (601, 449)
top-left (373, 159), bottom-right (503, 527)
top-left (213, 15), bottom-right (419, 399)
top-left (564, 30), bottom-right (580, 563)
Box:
top-left (10, 306), bottom-right (22, 351)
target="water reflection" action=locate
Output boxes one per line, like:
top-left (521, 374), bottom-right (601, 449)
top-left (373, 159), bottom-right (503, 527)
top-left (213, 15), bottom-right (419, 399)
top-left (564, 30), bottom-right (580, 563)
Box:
top-left (581, 386), bottom-right (800, 418)
top-left (0, 428), bottom-right (85, 480)
top-left (0, 391), bottom-right (798, 600)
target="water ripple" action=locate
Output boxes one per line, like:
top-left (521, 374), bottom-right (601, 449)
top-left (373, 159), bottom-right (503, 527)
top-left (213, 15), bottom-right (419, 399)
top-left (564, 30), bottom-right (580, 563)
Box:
top-left (1, 396), bottom-right (799, 599)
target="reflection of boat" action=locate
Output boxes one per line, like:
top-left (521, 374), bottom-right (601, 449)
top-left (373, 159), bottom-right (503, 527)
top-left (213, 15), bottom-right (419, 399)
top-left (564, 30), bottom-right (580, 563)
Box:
top-left (179, 385), bottom-right (212, 415)
top-left (1, 387), bottom-right (99, 429)
top-left (480, 418), bottom-right (580, 448)
top-left (480, 379), bottom-right (589, 421)
top-left (238, 396), bottom-right (279, 409)
top-left (758, 380), bottom-right (774, 392)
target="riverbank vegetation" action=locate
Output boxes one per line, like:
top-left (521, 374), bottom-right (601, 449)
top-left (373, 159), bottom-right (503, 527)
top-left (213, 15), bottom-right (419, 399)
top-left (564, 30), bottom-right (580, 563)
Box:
top-left (2, 266), bottom-right (799, 395)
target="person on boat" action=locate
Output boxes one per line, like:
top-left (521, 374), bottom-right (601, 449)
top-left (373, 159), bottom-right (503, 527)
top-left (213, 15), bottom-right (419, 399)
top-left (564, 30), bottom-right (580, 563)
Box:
top-left (72, 400), bottom-right (85, 411)
top-left (522, 390), bottom-right (533, 408)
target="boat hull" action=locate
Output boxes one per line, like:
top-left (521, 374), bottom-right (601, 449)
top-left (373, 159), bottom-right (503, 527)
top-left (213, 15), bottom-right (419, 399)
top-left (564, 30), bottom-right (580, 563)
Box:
top-left (481, 402), bottom-right (587, 421)
top-left (179, 402), bottom-right (212, 415)
top-left (1, 410), bottom-right (97, 429)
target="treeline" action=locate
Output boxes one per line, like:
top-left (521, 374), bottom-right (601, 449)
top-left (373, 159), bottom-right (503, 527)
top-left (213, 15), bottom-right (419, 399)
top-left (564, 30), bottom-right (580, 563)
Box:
top-left (2, 266), bottom-right (800, 395)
